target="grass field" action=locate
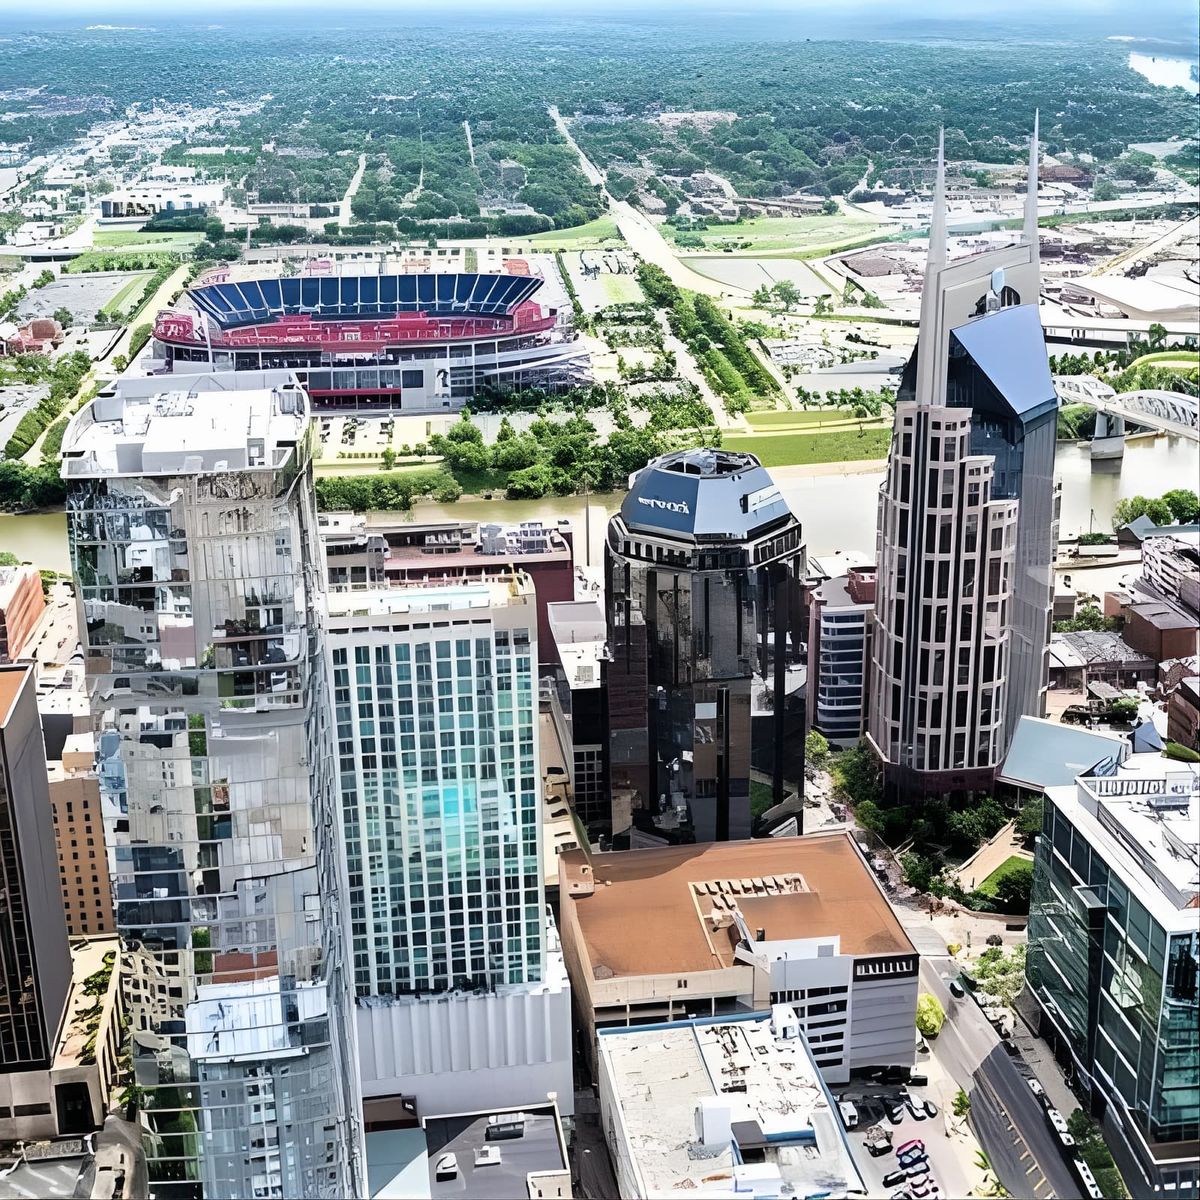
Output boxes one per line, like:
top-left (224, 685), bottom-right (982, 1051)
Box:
top-left (745, 408), bottom-right (856, 428)
top-left (1126, 350), bottom-right (1200, 371)
top-left (100, 271), bottom-right (153, 317)
top-left (527, 215), bottom-right (622, 247)
top-left (976, 855), bottom-right (1033, 899)
top-left (665, 214), bottom-right (888, 254)
top-left (93, 230), bottom-right (204, 249)
top-left (724, 426), bottom-right (891, 466)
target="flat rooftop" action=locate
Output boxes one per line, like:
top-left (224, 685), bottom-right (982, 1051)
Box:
top-left (599, 1010), bottom-right (864, 1198)
top-left (60, 373), bottom-right (309, 479)
top-left (561, 832), bottom-right (913, 977)
top-left (1063, 753), bottom-right (1200, 924)
top-left (0, 662), bottom-right (32, 727)
top-left (546, 600), bottom-right (606, 689)
top-left (326, 576), bottom-right (533, 620)
top-left (423, 1105), bottom-right (567, 1200)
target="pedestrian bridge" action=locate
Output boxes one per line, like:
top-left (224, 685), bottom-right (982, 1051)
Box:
top-left (1054, 375), bottom-right (1199, 442)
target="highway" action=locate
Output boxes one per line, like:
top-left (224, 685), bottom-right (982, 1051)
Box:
top-left (922, 959), bottom-right (1082, 1200)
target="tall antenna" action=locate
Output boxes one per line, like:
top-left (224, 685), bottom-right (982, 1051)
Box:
top-left (915, 128), bottom-right (947, 406)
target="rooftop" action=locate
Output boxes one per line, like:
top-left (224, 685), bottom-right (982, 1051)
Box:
top-left (423, 1105), bottom-right (568, 1200)
top-left (1050, 630), bottom-right (1156, 670)
top-left (618, 449), bottom-right (798, 544)
top-left (0, 662), bottom-right (32, 727)
top-left (0, 563), bottom-right (38, 606)
top-left (546, 600), bottom-right (606, 690)
top-left (999, 716), bottom-right (1129, 791)
top-left (599, 1009), bottom-right (863, 1198)
top-left (1125, 599), bottom-right (1199, 633)
top-left (561, 832), bottom-right (913, 978)
top-left (60, 371), bottom-right (309, 479)
top-left (1057, 752), bottom-right (1200, 923)
top-left (326, 576), bottom-right (534, 620)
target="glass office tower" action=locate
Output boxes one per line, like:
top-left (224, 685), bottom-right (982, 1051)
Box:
top-left (604, 448), bottom-right (805, 846)
top-left (1027, 755), bottom-right (1200, 1195)
top-left (60, 373), bottom-right (362, 1200)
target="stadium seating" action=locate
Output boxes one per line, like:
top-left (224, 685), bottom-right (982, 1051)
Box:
top-left (190, 273), bottom-right (542, 329)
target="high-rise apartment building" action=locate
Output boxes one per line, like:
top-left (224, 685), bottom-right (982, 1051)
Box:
top-left (60, 373), bottom-right (363, 1199)
top-left (0, 663), bottom-right (72, 1078)
top-left (604, 449), bottom-right (805, 846)
top-left (325, 577), bottom-right (572, 1120)
top-left (868, 123), bottom-right (1058, 799)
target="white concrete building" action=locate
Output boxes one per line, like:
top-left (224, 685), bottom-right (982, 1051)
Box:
top-left (598, 1008), bottom-right (866, 1199)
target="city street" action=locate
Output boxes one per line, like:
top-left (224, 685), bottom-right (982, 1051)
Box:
top-left (921, 960), bottom-right (1083, 1200)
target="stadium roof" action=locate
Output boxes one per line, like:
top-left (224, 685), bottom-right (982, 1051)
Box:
top-left (190, 273), bottom-right (542, 329)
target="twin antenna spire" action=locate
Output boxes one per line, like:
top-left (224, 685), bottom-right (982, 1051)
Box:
top-left (916, 114), bottom-right (1041, 406)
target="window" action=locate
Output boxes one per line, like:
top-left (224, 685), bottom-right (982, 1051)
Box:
top-left (401, 369), bottom-right (423, 389)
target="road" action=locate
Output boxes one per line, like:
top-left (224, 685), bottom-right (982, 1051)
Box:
top-left (548, 105), bottom-right (732, 297)
top-left (338, 153), bottom-right (368, 228)
top-left (922, 959), bottom-right (1082, 1199)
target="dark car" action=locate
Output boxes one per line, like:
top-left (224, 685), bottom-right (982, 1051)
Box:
top-left (888, 1106), bottom-right (905, 1125)
top-left (882, 1169), bottom-right (908, 1188)
top-left (898, 1150), bottom-right (928, 1170)
top-left (948, 978), bottom-right (966, 998)
top-left (923, 1099), bottom-right (939, 1118)
top-left (905, 1098), bottom-right (927, 1121)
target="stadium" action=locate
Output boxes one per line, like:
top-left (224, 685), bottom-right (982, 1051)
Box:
top-left (151, 263), bottom-right (589, 410)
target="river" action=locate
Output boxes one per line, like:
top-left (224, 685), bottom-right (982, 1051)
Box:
top-left (1128, 51), bottom-right (1200, 94)
top-left (6, 434), bottom-right (1194, 576)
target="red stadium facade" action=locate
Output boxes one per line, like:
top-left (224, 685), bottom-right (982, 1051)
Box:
top-left (152, 269), bottom-right (589, 410)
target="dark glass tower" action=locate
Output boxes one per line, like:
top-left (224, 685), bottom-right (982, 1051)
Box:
top-left (604, 449), bottom-right (805, 847)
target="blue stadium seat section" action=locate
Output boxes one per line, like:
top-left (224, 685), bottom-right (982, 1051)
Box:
top-left (189, 273), bottom-right (542, 329)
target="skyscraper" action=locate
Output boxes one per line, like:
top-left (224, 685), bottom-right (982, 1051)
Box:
top-left (61, 373), bottom-right (362, 1199)
top-left (325, 576), bottom-right (572, 1119)
top-left (868, 124), bottom-right (1059, 800)
top-left (0, 664), bottom-right (71, 1076)
top-left (604, 448), bottom-right (805, 846)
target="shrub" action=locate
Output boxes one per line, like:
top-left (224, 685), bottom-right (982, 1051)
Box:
top-left (916, 993), bottom-right (945, 1037)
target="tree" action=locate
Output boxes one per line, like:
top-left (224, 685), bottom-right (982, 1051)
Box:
top-left (915, 992), bottom-right (945, 1037)
top-left (901, 852), bottom-right (938, 894)
top-left (52, 306), bottom-right (73, 328)
top-left (1109, 697), bottom-right (1139, 721)
top-left (994, 861), bottom-right (1034, 913)
top-left (1161, 488), bottom-right (1200, 524)
top-left (953, 1089), bottom-right (971, 1117)
top-left (821, 198), bottom-right (840, 215)
top-left (986, 933), bottom-right (1004, 947)
top-left (1016, 797), bottom-right (1043, 842)
top-left (1113, 494), bottom-right (1173, 530)
top-left (380, 447), bottom-right (396, 471)
top-left (1093, 178), bottom-right (1119, 202)
top-left (805, 729), bottom-right (830, 769)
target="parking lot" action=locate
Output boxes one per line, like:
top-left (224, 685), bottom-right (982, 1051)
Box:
top-left (841, 1076), bottom-right (975, 1200)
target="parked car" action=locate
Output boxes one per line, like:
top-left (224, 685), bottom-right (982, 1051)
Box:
top-left (948, 977), bottom-right (966, 998)
top-left (882, 1169), bottom-right (908, 1188)
top-left (867, 1136), bottom-right (893, 1157)
top-left (908, 1072), bottom-right (929, 1087)
top-left (900, 1153), bottom-right (928, 1172)
top-left (923, 1099), bottom-right (939, 1118)
top-left (905, 1098), bottom-right (927, 1121)
top-left (888, 1106), bottom-right (905, 1125)
top-left (896, 1138), bottom-right (925, 1157)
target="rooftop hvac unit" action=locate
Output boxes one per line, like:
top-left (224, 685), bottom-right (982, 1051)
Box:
top-left (1149, 793), bottom-right (1191, 813)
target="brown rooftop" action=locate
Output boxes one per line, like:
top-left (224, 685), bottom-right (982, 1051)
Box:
top-left (0, 662), bottom-right (32, 727)
top-left (561, 832), bottom-right (913, 978)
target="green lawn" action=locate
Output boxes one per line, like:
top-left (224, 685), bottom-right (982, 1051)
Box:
top-left (1126, 350), bottom-right (1200, 371)
top-left (93, 230), bottom-right (204, 249)
top-left (527, 215), bottom-right (622, 247)
top-left (724, 426), bottom-right (891, 466)
top-left (976, 855), bottom-right (1033, 898)
top-left (750, 779), bottom-right (776, 821)
top-left (745, 408), bottom-right (855, 428)
top-left (666, 214), bottom-right (888, 254)
top-left (100, 271), bottom-right (153, 317)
